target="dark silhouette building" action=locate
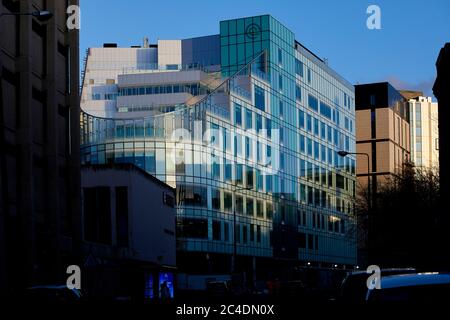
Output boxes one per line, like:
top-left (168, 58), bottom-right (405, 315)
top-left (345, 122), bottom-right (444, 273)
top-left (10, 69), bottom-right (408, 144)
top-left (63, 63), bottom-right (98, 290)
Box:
top-left (0, 0), bottom-right (80, 295)
top-left (433, 43), bottom-right (450, 269)
top-left (433, 43), bottom-right (450, 200)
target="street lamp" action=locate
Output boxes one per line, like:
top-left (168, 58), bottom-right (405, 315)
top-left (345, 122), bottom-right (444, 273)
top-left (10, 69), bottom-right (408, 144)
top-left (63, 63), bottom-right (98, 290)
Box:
top-left (0, 10), bottom-right (53, 22)
top-left (338, 150), bottom-right (372, 265)
top-left (231, 184), bottom-right (252, 274)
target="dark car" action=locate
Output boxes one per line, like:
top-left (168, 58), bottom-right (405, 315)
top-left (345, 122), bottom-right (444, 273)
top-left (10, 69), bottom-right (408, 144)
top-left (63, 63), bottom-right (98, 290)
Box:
top-left (339, 268), bottom-right (416, 303)
top-left (366, 272), bottom-right (450, 302)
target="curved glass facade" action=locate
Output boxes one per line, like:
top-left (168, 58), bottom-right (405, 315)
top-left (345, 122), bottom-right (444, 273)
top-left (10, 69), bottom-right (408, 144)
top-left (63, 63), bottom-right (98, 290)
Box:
top-left (81, 15), bottom-right (357, 272)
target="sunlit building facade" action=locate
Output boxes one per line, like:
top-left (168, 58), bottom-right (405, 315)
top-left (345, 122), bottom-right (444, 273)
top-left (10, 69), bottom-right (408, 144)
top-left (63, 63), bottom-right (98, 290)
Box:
top-left (408, 96), bottom-right (439, 169)
top-left (80, 15), bottom-right (357, 277)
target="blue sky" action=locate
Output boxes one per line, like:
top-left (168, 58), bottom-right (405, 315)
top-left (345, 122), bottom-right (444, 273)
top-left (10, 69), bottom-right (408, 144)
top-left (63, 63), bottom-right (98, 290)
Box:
top-left (80, 0), bottom-right (449, 97)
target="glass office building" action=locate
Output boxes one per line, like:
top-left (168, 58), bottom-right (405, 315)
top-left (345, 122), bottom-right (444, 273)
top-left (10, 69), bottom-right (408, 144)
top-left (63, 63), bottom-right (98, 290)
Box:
top-left (80, 15), bottom-right (357, 277)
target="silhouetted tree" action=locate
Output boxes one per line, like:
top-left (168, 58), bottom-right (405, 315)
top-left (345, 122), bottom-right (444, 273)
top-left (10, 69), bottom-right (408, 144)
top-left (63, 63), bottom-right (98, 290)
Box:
top-left (352, 165), bottom-right (442, 270)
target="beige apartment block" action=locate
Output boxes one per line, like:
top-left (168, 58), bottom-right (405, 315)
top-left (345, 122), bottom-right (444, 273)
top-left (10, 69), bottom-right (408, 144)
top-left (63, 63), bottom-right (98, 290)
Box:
top-left (407, 96), bottom-right (439, 169)
top-left (355, 82), bottom-right (411, 191)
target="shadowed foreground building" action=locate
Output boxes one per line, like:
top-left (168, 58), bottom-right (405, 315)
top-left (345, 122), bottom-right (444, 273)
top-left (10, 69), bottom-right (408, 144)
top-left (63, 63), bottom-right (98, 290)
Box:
top-left (80, 15), bottom-right (358, 283)
top-left (81, 164), bottom-right (176, 301)
top-left (433, 43), bottom-right (450, 269)
top-left (0, 0), bottom-right (80, 295)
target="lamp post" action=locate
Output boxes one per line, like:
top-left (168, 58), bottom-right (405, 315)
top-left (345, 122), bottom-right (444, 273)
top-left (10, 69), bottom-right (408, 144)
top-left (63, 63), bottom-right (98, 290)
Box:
top-left (0, 10), bottom-right (53, 21)
top-left (338, 151), bottom-right (372, 265)
top-left (231, 185), bottom-right (252, 274)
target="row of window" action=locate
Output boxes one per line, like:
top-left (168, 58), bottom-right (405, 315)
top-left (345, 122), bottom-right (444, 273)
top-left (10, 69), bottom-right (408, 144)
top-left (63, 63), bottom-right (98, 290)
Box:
top-left (118, 83), bottom-right (209, 97)
top-left (177, 218), bottom-right (263, 245)
top-left (298, 111), bottom-right (353, 149)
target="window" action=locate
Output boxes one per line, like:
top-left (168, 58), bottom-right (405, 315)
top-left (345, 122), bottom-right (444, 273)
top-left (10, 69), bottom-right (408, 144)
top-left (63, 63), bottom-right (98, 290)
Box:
top-left (299, 134), bottom-right (305, 152)
top-left (279, 101), bottom-right (284, 117)
top-left (295, 59), bottom-right (304, 77)
top-left (308, 94), bottom-right (318, 111)
top-left (307, 68), bottom-right (312, 84)
top-left (235, 103), bottom-right (242, 126)
top-left (234, 134), bottom-right (242, 157)
top-left (212, 161), bottom-right (220, 179)
top-left (245, 108), bottom-right (252, 130)
top-left (246, 165), bottom-right (254, 188)
top-left (250, 224), bottom-right (255, 242)
top-left (314, 142), bottom-right (319, 160)
top-left (212, 189), bottom-right (221, 210)
top-left (256, 114), bottom-right (262, 133)
top-left (246, 198), bottom-right (254, 216)
top-left (307, 139), bottom-right (312, 156)
top-left (236, 164), bottom-right (243, 185)
top-left (224, 192), bottom-right (232, 212)
top-left (245, 137), bottom-right (252, 160)
top-left (320, 102), bottom-right (332, 119)
top-left (257, 200), bottom-right (264, 218)
top-left (265, 118), bottom-right (272, 138)
top-left (256, 169), bottom-right (263, 190)
top-left (278, 75), bottom-right (283, 91)
top-left (295, 85), bottom-right (302, 101)
top-left (321, 122), bottom-right (326, 139)
top-left (236, 195), bottom-right (244, 214)
top-left (278, 48), bottom-right (283, 64)
top-left (314, 118), bottom-right (319, 135)
top-left (213, 220), bottom-right (221, 241)
top-left (306, 115), bottom-right (312, 132)
top-left (177, 218), bottom-right (208, 239)
top-left (370, 94), bottom-right (376, 106)
top-left (254, 85), bottom-right (265, 111)
top-left (225, 160), bottom-right (232, 181)
top-left (321, 145), bottom-right (327, 162)
top-left (256, 225), bottom-right (261, 243)
top-left (299, 110), bottom-right (305, 128)
top-left (266, 202), bottom-right (273, 220)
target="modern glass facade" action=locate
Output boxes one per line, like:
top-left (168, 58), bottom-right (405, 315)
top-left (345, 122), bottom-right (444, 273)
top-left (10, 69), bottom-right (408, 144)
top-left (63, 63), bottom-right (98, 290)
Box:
top-left (80, 15), bottom-right (357, 274)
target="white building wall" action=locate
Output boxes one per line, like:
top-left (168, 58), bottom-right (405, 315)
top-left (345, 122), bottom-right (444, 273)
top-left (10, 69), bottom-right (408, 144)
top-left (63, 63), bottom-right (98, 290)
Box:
top-left (409, 96), bottom-right (439, 169)
top-left (81, 165), bottom-right (176, 267)
top-left (158, 40), bottom-right (182, 67)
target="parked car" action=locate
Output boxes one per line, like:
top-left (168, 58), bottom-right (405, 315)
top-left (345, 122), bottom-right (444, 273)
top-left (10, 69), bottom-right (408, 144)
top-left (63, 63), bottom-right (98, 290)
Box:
top-left (339, 268), bottom-right (416, 303)
top-left (366, 272), bottom-right (450, 302)
top-left (23, 285), bottom-right (83, 303)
